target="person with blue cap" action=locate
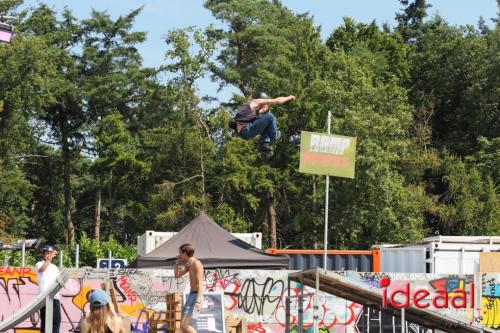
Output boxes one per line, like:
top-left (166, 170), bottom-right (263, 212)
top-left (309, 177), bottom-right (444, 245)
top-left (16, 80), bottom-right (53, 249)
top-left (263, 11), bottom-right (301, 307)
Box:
top-left (36, 245), bottom-right (61, 333)
top-left (80, 289), bottom-right (126, 333)
top-left (231, 92), bottom-right (296, 158)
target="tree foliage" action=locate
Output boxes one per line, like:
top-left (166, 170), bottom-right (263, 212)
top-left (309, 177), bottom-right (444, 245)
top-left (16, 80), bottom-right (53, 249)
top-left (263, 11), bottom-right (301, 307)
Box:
top-left (0, 0), bottom-right (497, 254)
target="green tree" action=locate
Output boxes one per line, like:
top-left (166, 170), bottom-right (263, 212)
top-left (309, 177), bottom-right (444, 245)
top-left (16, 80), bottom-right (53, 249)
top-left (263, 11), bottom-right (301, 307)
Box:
top-left (395, 0), bottom-right (431, 42)
top-left (406, 18), bottom-right (499, 155)
top-left (204, 0), bottom-right (429, 248)
top-left (22, 145), bottom-right (65, 245)
top-left (145, 27), bottom-right (216, 231)
top-left (205, 0), bottom-right (331, 247)
top-left (326, 18), bottom-right (410, 83)
top-left (24, 5), bottom-right (85, 245)
top-left (0, 0), bottom-right (497, 253)
top-left (426, 152), bottom-right (499, 235)
top-left (79, 8), bottom-right (153, 241)
top-left (0, 2), bottom-right (65, 241)
top-left (0, 164), bottom-right (32, 238)
top-left (92, 112), bottom-right (150, 240)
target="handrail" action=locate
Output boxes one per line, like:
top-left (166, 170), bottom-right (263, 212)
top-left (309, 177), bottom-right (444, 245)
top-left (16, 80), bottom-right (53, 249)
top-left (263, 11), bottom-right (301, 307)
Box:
top-left (0, 269), bottom-right (69, 332)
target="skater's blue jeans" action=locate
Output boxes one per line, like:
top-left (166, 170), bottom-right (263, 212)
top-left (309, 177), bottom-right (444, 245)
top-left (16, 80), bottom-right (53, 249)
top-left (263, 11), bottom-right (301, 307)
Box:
top-left (240, 112), bottom-right (279, 143)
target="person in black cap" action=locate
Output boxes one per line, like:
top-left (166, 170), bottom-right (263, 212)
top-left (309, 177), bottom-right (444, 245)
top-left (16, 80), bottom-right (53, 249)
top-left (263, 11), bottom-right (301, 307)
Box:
top-left (36, 245), bottom-right (61, 333)
top-left (232, 92), bottom-right (295, 157)
top-left (80, 289), bottom-right (125, 333)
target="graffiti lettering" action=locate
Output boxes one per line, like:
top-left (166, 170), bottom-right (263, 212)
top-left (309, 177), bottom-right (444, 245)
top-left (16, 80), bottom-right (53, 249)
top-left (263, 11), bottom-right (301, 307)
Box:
top-left (0, 267), bottom-right (34, 277)
top-left (0, 268), bottom-right (493, 333)
top-left (205, 269), bottom-right (240, 291)
top-left (482, 296), bottom-right (500, 328)
top-left (247, 322), bottom-right (266, 333)
top-left (237, 278), bottom-right (284, 315)
top-left (162, 276), bottom-right (185, 290)
top-left (118, 276), bottom-right (137, 302)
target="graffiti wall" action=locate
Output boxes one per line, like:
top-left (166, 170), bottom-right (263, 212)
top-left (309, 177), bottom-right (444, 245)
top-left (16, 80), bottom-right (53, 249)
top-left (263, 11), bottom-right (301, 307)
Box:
top-left (0, 267), bottom-right (492, 333)
top-left (481, 273), bottom-right (500, 329)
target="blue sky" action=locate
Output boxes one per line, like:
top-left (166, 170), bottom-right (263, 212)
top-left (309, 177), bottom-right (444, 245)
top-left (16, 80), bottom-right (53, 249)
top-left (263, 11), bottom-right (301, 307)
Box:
top-left (21, 0), bottom-right (499, 102)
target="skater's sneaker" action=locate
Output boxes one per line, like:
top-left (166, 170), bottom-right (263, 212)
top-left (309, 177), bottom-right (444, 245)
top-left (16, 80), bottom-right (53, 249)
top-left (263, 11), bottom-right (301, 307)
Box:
top-left (257, 142), bottom-right (273, 153)
top-left (261, 150), bottom-right (273, 161)
top-left (274, 131), bottom-right (281, 142)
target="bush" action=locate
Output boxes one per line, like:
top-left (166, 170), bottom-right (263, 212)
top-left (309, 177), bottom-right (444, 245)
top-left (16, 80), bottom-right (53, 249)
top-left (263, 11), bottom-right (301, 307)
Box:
top-left (0, 249), bottom-right (37, 267)
top-left (55, 233), bottom-right (137, 268)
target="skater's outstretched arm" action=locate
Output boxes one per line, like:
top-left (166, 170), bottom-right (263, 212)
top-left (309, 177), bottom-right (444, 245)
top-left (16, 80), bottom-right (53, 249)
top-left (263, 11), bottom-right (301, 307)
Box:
top-left (251, 95), bottom-right (295, 111)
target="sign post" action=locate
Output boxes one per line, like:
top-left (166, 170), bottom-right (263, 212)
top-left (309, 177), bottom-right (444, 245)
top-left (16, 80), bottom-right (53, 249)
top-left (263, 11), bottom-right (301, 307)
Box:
top-left (97, 258), bottom-right (128, 268)
top-left (299, 114), bottom-right (357, 270)
top-left (323, 111), bottom-right (331, 270)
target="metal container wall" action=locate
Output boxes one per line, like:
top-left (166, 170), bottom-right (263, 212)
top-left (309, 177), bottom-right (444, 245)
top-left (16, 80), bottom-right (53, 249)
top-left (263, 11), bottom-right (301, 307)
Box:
top-left (286, 252), bottom-right (373, 271)
top-left (380, 247), bottom-right (426, 273)
top-left (377, 237), bottom-right (500, 274)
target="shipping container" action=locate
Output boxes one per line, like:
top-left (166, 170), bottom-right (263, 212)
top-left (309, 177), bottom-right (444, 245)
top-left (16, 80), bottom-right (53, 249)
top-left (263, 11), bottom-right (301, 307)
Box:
top-left (375, 236), bottom-right (500, 274)
top-left (380, 247), bottom-right (426, 273)
top-left (266, 249), bottom-right (380, 272)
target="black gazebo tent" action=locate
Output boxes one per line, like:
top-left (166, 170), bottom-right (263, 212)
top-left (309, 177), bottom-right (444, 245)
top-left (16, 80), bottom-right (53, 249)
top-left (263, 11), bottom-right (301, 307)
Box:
top-left (136, 212), bottom-right (289, 269)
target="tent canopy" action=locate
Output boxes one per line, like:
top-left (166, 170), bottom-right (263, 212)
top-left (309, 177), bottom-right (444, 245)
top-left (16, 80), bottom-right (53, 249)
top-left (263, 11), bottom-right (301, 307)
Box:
top-left (136, 212), bottom-right (289, 269)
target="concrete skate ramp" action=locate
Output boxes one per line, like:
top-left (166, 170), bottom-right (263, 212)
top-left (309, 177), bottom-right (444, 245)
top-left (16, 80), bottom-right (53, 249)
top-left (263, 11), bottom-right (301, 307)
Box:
top-left (0, 269), bottom-right (69, 332)
top-left (289, 268), bottom-right (498, 333)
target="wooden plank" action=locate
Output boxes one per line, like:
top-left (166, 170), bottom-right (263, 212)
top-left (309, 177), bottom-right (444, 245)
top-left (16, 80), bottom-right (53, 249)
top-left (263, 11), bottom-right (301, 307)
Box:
top-left (164, 312), bottom-right (182, 320)
top-left (480, 252), bottom-right (500, 272)
top-left (166, 303), bottom-right (182, 311)
top-left (166, 292), bottom-right (183, 303)
top-left (225, 316), bottom-right (246, 333)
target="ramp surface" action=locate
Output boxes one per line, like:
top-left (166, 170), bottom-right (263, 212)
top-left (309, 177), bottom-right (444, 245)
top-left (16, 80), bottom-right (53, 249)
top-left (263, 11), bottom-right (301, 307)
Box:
top-left (0, 268), bottom-right (69, 332)
top-left (289, 268), bottom-right (498, 333)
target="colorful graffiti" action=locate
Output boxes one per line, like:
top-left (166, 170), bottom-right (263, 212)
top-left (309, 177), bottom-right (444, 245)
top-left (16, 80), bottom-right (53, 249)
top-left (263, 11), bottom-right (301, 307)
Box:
top-left (0, 268), bottom-right (496, 333)
top-left (481, 274), bottom-right (500, 328)
top-left (272, 284), bottom-right (362, 331)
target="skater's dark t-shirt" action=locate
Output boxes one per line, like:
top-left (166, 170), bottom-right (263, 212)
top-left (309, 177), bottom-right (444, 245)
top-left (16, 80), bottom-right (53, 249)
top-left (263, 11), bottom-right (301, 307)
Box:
top-left (235, 102), bottom-right (258, 124)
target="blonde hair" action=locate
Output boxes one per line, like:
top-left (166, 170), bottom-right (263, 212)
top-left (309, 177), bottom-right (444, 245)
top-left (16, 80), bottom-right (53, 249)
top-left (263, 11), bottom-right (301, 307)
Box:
top-left (82, 304), bottom-right (114, 333)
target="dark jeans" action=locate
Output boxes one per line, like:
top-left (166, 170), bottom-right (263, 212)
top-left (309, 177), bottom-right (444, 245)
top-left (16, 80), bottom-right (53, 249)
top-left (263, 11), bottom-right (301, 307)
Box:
top-left (240, 112), bottom-right (279, 143)
top-left (40, 299), bottom-right (61, 333)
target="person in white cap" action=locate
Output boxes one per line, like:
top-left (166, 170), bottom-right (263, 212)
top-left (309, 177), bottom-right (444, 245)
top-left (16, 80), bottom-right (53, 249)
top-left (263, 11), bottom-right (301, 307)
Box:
top-left (36, 245), bottom-right (61, 333)
top-left (80, 289), bottom-right (126, 333)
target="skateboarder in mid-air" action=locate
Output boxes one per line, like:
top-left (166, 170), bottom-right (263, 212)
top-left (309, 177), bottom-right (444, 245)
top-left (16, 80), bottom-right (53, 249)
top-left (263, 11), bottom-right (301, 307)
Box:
top-left (230, 92), bottom-right (295, 158)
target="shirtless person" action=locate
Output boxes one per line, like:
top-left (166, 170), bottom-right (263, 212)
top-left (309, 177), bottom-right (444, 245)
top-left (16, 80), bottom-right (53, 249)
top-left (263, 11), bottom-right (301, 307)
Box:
top-left (174, 243), bottom-right (204, 333)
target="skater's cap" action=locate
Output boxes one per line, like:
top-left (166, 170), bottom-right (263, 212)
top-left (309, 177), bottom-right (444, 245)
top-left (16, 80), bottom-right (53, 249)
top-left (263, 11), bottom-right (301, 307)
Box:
top-left (252, 91), bottom-right (269, 99)
top-left (41, 245), bottom-right (56, 253)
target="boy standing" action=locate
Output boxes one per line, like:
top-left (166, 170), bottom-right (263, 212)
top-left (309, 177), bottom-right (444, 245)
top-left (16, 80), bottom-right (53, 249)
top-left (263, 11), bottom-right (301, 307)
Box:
top-left (174, 243), bottom-right (204, 333)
